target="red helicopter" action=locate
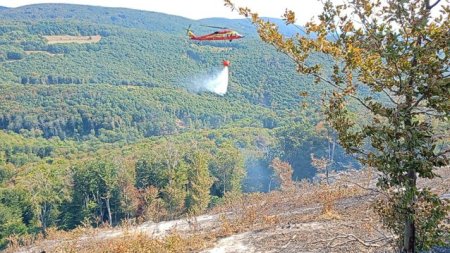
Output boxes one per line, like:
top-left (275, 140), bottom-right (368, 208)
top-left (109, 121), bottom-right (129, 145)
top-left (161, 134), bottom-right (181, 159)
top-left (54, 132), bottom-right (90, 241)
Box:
top-left (186, 25), bottom-right (244, 42)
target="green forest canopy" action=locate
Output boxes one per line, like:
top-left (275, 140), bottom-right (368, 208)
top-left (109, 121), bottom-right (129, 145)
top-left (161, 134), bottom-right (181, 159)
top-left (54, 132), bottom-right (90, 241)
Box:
top-left (0, 4), bottom-right (367, 248)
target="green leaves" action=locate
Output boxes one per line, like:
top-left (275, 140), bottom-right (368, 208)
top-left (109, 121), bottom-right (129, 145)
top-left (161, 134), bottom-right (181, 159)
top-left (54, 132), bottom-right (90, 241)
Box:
top-left (185, 151), bottom-right (213, 215)
top-left (227, 0), bottom-right (449, 250)
top-left (0, 188), bottom-right (33, 249)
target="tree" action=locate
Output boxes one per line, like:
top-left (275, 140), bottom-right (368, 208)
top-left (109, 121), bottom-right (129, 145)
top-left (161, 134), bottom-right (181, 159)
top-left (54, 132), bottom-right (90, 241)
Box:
top-left (135, 159), bottom-right (167, 189)
top-left (310, 153), bottom-right (332, 184)
top-left (161, 160), bottom-right (188, 218)
top-left (6, 51), bottom-right (24, 60)
top-left (21, 162), bottom-right (71, 236)
top-left (270, 157), bottom-right (294, 191)
top-left (225, 0), bottom-right (449, 251)
top-left (0, 189), bottom-right (33, 249)
top-left (71, 160), bottom-right (119, 227)
top-left (185, 151), bottom-right (213, 215)
top-left (275, 121), bottom-right (332, 179)
top-left (209, 142), bottom-right (245, 197)
top-left (313, 121), bottom-right (337, 184)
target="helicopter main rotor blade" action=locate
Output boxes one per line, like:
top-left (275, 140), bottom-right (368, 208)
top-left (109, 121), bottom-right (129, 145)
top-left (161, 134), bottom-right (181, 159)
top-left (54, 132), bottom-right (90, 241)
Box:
top-left (200, 25), bottom-right (229, 29)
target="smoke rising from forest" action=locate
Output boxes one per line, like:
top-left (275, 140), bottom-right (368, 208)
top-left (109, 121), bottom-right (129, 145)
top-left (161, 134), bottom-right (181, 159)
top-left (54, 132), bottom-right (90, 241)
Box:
top-left (188, 67), bottom-right (229, 95)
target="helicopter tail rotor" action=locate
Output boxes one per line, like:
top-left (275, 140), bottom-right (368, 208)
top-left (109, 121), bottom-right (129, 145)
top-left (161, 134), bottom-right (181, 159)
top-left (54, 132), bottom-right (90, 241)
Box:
top-left (186, 25), bottom-right (195, 38)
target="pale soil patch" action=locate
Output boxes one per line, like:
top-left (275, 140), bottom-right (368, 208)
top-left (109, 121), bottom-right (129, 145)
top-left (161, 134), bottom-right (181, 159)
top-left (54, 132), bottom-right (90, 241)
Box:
top-left (43, 35), bottom-right (101, 44)
top-left (92, 213), bottom-right (222, 240)
top-left (201, 232), bottom-right (255, 253)
top-left (24, 50), bottom-right (62, 56)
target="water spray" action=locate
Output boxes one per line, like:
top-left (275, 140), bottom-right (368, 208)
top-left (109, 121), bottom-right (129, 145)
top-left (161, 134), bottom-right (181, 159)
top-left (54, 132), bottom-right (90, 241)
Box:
top-left (188, 60), bottom-right (230, 96)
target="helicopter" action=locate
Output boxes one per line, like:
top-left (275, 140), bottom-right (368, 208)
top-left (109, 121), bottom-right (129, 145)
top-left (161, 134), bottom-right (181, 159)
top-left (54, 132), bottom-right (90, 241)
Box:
top-left (186, 25), bottom-right (244, 42)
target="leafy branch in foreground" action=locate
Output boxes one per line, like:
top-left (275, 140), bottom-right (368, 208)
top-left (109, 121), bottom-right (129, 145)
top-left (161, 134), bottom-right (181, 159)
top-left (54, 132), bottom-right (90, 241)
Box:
top-left (225, 0), bottom-right (449, 251)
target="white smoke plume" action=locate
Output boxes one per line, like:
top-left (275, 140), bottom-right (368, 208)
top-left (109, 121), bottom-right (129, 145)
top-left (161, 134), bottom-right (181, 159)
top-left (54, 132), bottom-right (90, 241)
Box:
top-left (188, 67), bottom-right (229, 96)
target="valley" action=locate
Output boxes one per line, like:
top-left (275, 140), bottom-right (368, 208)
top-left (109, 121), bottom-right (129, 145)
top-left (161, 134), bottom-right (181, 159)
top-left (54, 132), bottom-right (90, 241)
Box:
top-left (0, 2), bottom-right (448, 252)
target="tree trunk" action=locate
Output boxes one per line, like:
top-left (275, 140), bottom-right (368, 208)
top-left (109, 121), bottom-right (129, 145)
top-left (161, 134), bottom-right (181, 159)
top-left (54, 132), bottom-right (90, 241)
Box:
top-left (96, 191), bottom-right (104, 222)
top-left (106, 196), bottom-right (112, 226)
top-left (403, 168), bottom-right (417, 253)
top-left (404, 213), bottom-right (416, 253)
top-left (326, 139), bottom-right (331, 184)
top-left (403, 87), bottom-right (416, 252)
top-left (40, 202), bottom-right (49, 237)
top-left (223, 171), bottom-right (227, 195)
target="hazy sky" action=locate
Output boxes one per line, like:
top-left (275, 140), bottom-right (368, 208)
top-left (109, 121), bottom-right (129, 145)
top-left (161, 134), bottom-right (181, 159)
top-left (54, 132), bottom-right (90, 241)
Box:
top-left (0, 0), bottom-right (324, 23)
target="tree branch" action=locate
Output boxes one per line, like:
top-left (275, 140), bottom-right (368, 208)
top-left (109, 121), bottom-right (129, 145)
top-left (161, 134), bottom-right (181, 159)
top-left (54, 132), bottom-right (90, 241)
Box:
top-left (277, 49), bottom-right (375, 112)
top-left (307, 66), bottom-right (374, 112)
top-left (312, 233), bottom-right (392, 249)
top-left (228, 0), bottom-right (376, 113)
top-left (411, 108), bottom-right (445, 117)
top-left (337, 178), bottom-right (386, 196)
top-left (362, 71), bottom-right (400, 106)
top-left (409, 93), bottom-right (427, 110)
top-left (425, 0), bottom-right (441, 10)
top-left (436, 148), bottom-right (450, 157)
top-left (382, 88), bottom-right (399, 106)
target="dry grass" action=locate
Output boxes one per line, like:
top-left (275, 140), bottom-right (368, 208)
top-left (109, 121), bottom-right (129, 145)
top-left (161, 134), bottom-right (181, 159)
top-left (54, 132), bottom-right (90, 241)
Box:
top-left (54, 233), bottom-right (209, 253)
top-left (44, 35), bottom-right (101, 44)
top-left (5, 225), bottom-right (102, 253)
top-left (10, 168), bottom-right (448, 252)
top-left (204, 169), bottom-right (394, 252)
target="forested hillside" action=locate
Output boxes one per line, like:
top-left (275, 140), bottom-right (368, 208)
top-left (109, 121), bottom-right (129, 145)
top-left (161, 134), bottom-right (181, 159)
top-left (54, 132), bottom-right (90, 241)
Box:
top-left (0, 4), bottom-right (358, 249)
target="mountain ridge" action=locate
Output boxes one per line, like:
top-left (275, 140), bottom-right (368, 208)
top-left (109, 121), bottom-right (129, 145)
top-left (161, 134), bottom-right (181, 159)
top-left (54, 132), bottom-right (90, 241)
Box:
top-left (0, 3), bottom-right (306, 37)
